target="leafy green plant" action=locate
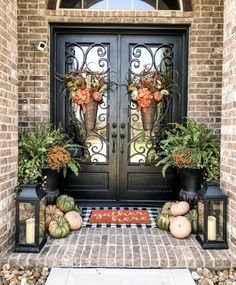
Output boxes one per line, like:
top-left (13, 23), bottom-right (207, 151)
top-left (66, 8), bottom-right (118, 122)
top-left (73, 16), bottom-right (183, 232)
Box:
top-left (18, 123), bottom-right (80, 187)
top-left (155, 119), bottom-right (220, 179)
top-left (205, 142), bottom-right (220, 183)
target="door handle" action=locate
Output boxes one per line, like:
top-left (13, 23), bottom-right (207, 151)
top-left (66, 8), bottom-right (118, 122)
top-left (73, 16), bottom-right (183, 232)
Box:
top-left (112, 132), bottom-right (117, 153)
top-left (120, 133), bottom-right (126, 153)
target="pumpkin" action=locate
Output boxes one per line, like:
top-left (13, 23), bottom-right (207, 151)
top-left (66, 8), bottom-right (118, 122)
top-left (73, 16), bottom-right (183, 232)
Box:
top-left (170, 201), bottom-right (190, 216)
top-left (46, 205), bottom-right (64, 229)
top-left (169, 216), bottom-right (192, 239)
top-left (156, 214), bottom-right (174, 231)
top-left (185, 209), bottom-right (198, 234)
top-left (48, 216), bottom-right (70, 239)
top-left (161, 201), bottom-right (173, 215)
top-left (64, 211), bottom-right (83, 230)
top-left (56, 195), bottom-right (75, 213)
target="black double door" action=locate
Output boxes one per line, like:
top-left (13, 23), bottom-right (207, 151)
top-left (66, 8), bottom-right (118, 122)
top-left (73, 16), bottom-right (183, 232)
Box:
top-left (52, 26), bottom-right (188, 205)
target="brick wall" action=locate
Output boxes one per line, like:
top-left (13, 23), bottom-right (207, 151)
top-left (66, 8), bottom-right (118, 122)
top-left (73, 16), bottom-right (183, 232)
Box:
top-left (221, 0), bottom-right (236, 248)
top-left (0, 0), bottom-right (18, 255)
top-left (17, 0), bottom-right (223, 135)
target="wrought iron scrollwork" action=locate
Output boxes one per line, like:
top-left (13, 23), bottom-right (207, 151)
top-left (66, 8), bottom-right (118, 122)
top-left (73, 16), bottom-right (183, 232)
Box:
top-left (128, 43), bottom-right (174, 165)
top-left (65, 42), bottom-right (110, 164)
top-left (65, 42), bottom-right (110, 74)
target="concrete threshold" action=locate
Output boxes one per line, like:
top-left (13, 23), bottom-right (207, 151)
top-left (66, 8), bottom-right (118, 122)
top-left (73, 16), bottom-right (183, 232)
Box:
top-left (46, 268), bottom-right (195, 285)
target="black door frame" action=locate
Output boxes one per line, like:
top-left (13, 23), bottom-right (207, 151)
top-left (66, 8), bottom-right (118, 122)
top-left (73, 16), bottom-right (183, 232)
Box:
top-left (50, 24), bottom-right (189, 125)
top-left (50, 24), bottom-right (189, 206)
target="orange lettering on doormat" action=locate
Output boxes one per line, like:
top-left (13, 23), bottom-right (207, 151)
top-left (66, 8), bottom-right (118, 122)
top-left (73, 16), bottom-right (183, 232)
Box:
top-left (89, 210), bottom-right (151, 224)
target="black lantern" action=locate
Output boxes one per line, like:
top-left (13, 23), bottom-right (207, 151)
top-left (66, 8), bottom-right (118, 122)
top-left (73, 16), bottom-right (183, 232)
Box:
top-left (15, 184), bottom-right (47, 253)
top-left (196, 183), bottom-right (228, 249)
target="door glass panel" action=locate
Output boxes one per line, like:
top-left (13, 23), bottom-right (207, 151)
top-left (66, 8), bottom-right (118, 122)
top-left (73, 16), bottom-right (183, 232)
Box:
top-left (128, 44), bottom-right (173, 164)
top-left (65, 43), bottom-right (110, 163)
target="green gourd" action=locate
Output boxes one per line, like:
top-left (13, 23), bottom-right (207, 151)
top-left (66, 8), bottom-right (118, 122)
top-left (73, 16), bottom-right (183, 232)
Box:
top-left (56, 195), bottom-right (75, 213)
top-left (48, 216), bottom-right (70, 239)
top-left (185, 209), bottom-right (198, 234)
top-left (156, 214), bottom-right (174, 231)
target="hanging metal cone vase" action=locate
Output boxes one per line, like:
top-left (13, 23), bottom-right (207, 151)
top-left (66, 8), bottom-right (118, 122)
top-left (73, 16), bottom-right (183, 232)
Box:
top-left (141, 100), bottom-right (157, 131)
top-left (84, 97), bottom-right (98, 131)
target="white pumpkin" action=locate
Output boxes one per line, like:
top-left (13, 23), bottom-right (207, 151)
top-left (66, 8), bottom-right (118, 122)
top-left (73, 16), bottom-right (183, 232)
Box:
top-left (169, 216), bottom-right (192, 239)
top-left (64, 211), bottom-right (83, 230)
top-left (170, 201), bottom-right (190, 216)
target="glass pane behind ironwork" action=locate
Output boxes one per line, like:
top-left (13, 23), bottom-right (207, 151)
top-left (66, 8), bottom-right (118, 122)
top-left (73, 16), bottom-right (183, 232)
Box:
top-left (60, 0), bottom-right (180, 10)
top-left (19, 202), bottom-right (35, 245)
top-left (65, 42), bottom-right (110, 163)
top-left (128, 44), bottom-right (173, 164)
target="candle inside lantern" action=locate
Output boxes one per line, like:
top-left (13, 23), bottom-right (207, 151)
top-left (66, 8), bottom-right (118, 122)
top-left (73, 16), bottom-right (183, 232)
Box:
top-left (208, 216), bottom-right (217, 241)
top-left (26, 218), bottom-right (35, 244)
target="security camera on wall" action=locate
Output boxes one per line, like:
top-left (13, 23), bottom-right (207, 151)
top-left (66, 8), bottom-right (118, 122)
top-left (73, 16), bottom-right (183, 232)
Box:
top-left (37, 41), bottom-right (47, 51)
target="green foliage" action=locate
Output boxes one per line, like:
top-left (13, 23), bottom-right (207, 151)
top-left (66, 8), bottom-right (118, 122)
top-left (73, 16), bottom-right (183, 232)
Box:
top-left (155, 119), bottom-right (220, 181)
top-left (67, 111), bottom-right (87, 159)
top-left (18, 123), bottom-right (80, 188)
top-left (205, 142), bottom-right (220, 183)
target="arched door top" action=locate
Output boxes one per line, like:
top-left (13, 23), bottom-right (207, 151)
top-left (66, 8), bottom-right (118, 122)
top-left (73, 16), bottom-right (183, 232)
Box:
top-left (47, 0), bottom-right (192, 11)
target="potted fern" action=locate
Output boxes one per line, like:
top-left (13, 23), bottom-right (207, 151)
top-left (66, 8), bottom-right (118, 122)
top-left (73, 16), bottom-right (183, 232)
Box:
top-left (155, 119), bottom-right (220, 205)
top-left (18, 124), bottom-right (80, 203)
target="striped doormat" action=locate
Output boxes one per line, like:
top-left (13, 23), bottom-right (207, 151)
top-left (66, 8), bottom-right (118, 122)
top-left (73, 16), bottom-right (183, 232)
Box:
top-left (81, 207), bottom-right (158, 228)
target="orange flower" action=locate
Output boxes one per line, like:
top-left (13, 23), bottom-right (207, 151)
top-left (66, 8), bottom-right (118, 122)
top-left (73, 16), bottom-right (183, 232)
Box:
top-left (72, 88), bottom-right (90, 113)
top-left (173, 150), bottom-right (193, 167)
top-left (153, 91), bottom-right (162, 103)
top-left (47, 146), bottom-right (71, 172)
top-left (92, 92), bottom-right (102, 102)
top-left (137, 88), bottom-right (152, 113)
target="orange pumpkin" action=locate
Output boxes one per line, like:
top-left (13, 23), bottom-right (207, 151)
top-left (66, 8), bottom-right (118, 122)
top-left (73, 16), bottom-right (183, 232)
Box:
top-left (161, 201), bottom-right (173, 215)
top-left (64, 211), bottom-right (83, 230)
top-left (46, 205), bottom-right (64, 229)
top-left (170, 201), bottom-right (190, 216)
top-left (169, 216), bottom-right (192, 239)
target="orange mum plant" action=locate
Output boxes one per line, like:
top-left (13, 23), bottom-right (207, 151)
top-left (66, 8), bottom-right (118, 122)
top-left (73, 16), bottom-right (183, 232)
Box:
top-left (172, 149), bottom-right (193, 168)
top-left (47, 146), bottom-right (71, 173)
top-left (18, 124), bottom-right (80, 188)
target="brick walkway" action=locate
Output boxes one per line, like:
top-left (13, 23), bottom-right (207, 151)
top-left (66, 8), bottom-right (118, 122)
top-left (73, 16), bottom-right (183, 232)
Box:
top-left (1, 227), bottom-right (236, 269)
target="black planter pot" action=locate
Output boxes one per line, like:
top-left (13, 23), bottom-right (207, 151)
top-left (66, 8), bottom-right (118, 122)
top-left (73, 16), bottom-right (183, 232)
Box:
top-left (165, 167), bottom-right (181, 200)
top-left (41, 168), bottom-right (60, 204)
top-left (178, 168), bottom-right (204, 206)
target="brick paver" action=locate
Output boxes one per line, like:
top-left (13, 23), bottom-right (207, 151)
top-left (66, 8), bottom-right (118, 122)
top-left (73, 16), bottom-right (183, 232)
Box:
top-left (1, 227), bottom-right (236, 269)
